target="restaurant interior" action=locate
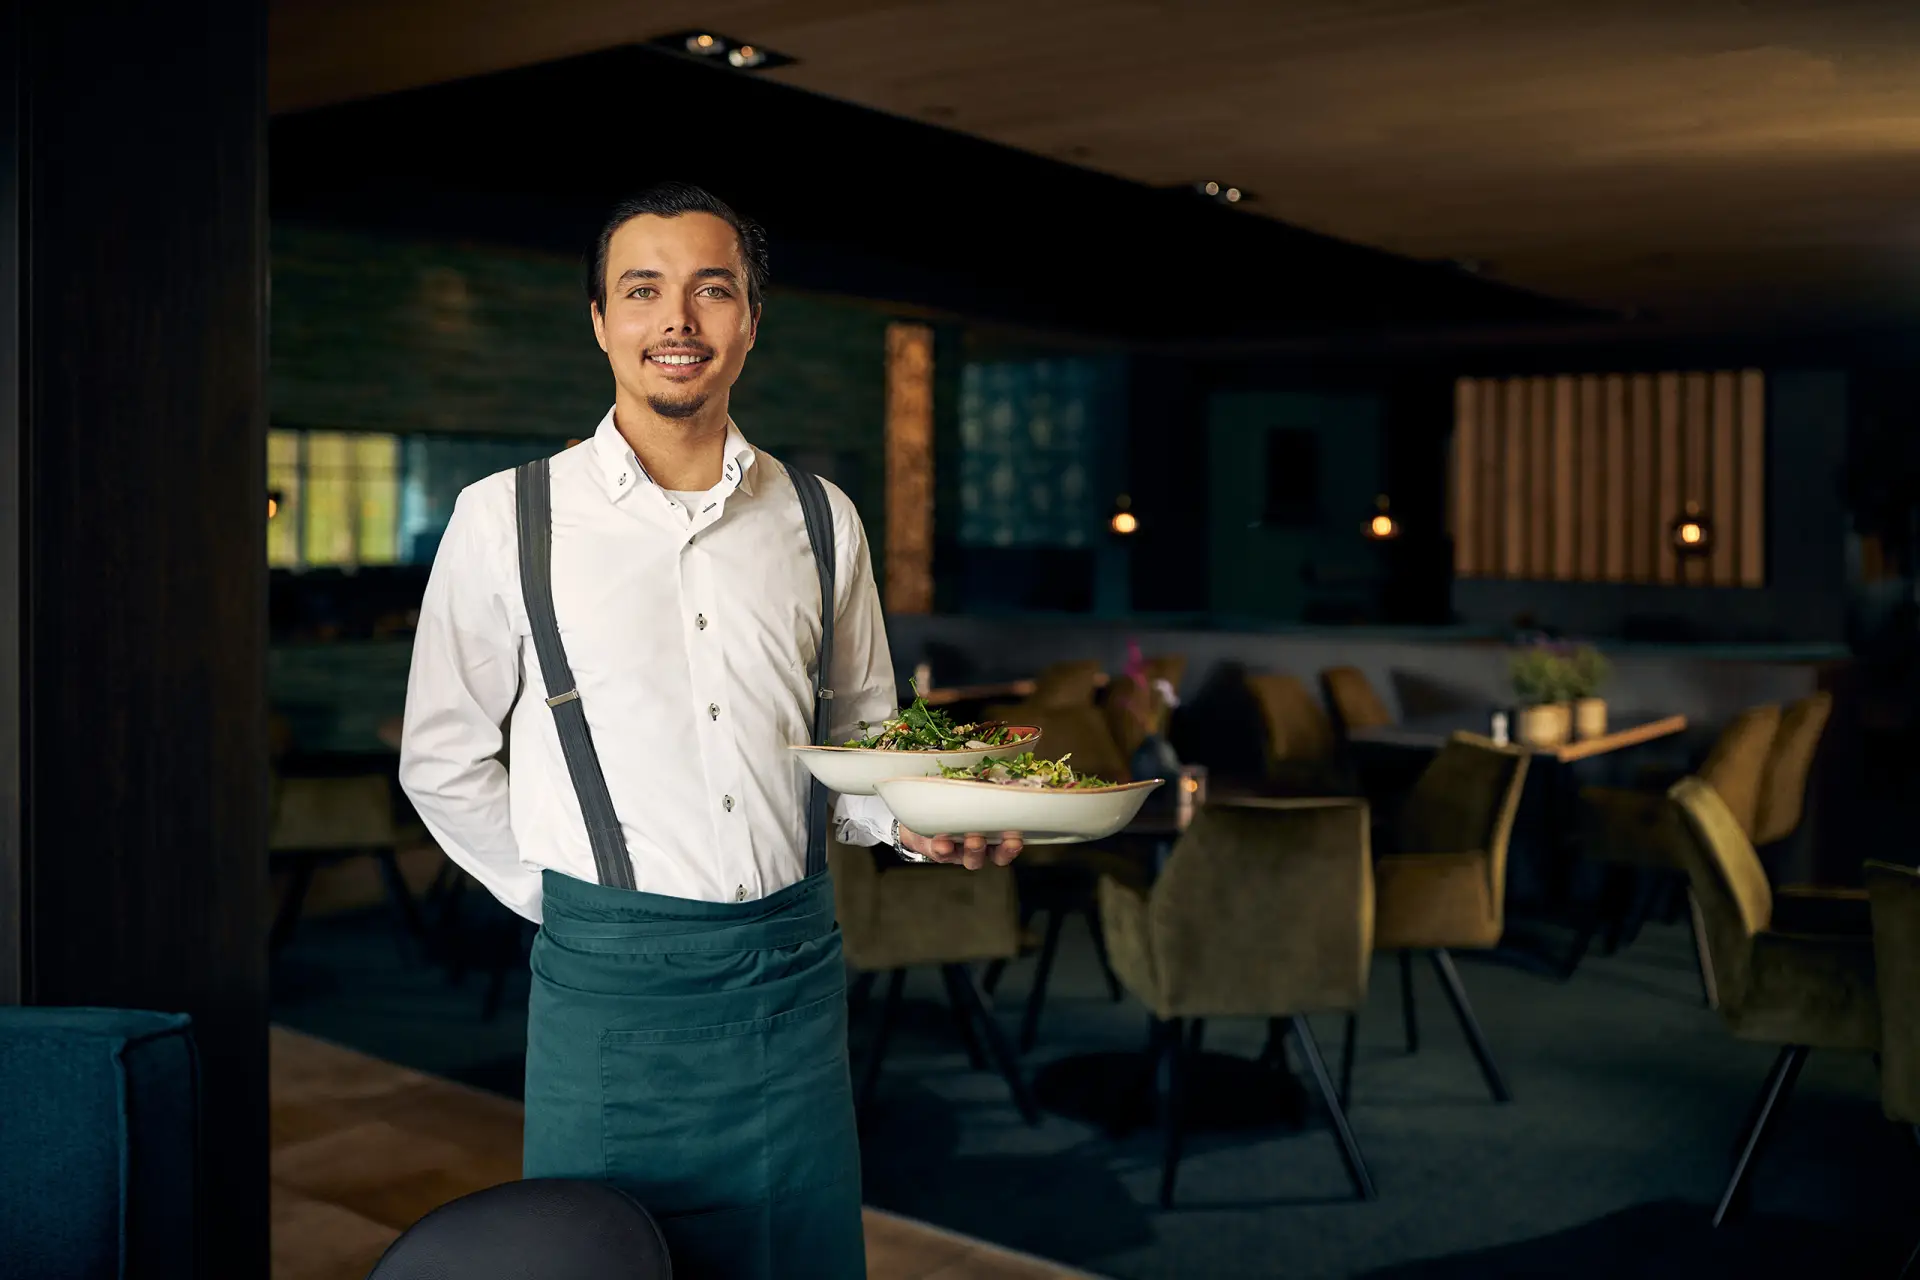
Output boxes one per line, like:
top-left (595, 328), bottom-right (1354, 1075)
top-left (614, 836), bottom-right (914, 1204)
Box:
top-left (11, 1), bottom-right (1920, 1276)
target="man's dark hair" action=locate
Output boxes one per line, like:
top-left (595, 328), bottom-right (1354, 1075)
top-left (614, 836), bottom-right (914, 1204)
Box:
top-left (587, 181), bottom-right (769, 316)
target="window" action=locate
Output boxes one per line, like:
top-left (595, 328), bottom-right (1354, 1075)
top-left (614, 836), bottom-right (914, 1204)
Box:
top-left (1450, 371), bottom-right (1766, 587)
top-left (957, 359), bottom-right (1105, 548)
top-left (269, 429), bottom-right (563, 569)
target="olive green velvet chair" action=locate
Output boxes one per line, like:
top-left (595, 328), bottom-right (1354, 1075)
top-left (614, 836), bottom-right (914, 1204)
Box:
top-left (1667, 776), bottom-right (1879, 1226)
top-left (1753, 692), bottom-right (1835, 849)
top-left (1354, 733), bottom-right (1530, 1106)
top-left (978, 700), bottom-right (1137, 1046)
top-left (1245, 673), bottom-right (1355, 796)
top-left (1571, 703), bottom-right (1786, 982)
top-left (1029, 658), bottom-right (1105, 708)
top-left (828, 838), bottom-right (1039, 1125)
top-left (1867, 860), bottom-right (1920, 1277)
top-left (1322, 666), bottom-right (1394, 736)
top-left (1098, 799), bottom-right (1377, 1208)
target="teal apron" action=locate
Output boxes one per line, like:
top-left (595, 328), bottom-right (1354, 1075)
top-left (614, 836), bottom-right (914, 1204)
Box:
top-left (511, 455), bottom-right (866, 1278)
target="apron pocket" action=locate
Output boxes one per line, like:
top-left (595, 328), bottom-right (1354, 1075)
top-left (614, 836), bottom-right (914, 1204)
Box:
top-left (597, 989), bottom-right (854, 1220)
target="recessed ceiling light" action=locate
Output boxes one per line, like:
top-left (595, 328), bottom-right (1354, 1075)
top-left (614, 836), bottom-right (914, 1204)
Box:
top-left (1187, 180), bottom-right (1251, 205)
top-left (1203, 181), bottom-right (1221, 196)
top-left (1224, 187), bottom-right (1242, 203)
top-left (651, 31), bottom-right (795, 70)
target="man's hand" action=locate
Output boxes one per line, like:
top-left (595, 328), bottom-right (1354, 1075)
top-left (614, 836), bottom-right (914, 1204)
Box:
top-left (898, 826), bottom-right (1024, 871)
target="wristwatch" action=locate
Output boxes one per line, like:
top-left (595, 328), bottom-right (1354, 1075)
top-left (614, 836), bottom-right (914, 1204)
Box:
top-left (892, 817), bottom-right (932, 863)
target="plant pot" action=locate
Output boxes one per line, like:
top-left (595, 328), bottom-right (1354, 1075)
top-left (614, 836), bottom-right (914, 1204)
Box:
top-left (1573, 697), bottom-right (1608, 740)
top-left (1516, 702), bottom-right (1572, 749)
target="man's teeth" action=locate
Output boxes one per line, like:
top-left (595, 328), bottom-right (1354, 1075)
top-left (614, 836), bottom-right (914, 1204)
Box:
top-left (652, 353), bottom-right (708, 365)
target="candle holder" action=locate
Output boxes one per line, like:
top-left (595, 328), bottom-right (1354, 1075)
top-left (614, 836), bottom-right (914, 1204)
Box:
top-left (1176, 765), bottom-right (1208, 830)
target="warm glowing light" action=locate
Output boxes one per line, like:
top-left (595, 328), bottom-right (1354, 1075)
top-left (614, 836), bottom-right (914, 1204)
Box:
top-left (686, 33), bottom-right (724, 54)
top-left (1670, 500), bottom-right (1714, 557)
top-left (1110, 511), bottom-right (1139, 536)
top-left (1225, 187), bottom-right (1242, 202)
top-left (267, 496), bottom-right (278, 520)
top-left (1203, 181), bottom-right (1220, 195)
top-left (1678, 522), bottom-right (1703, 545)
top-left (1182, 776), bottom-right (1200, 794)
top-left (1370, 515), bottom-right (1394, 537)
top-left (1363, 494), bottom-right (1399, 540)
top-left (728, 43), bottom-right (766, 67)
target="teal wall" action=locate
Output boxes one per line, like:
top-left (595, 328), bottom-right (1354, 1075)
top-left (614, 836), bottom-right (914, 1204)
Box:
top-left (1207, 390), bottom-right (1385, 621)
top-left (269, 224), bottom-right (893, 568)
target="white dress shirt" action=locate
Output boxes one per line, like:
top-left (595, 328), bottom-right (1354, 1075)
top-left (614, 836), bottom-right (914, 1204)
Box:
top-left (399, 408), bottom-right (897, 922)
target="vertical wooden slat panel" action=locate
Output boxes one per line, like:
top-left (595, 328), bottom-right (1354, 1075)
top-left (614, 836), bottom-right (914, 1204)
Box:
top-left (1577, 375), bottom-right (1603, 580)
top-left (1503, 378), bottom-right (1527, 577)
top-left (1682, 372), bottom-right (1712, 585)
top-left (1656, 372), bottom-right (1682, 584)
top-left (1629, 374), bottom-right (1656, 581)
top-left (1552, 375), bottom-right (1576, 579)
top-left (1453, 379), bottom-right (1477, 576)
top-left (1528, 376), bottom-right (1551, 576)
top-left (1710, 370), bottom-right (1738, 587)
top-left (1603, 374), bottom-right (1629, 580)
top-left (883, 322), bottom-right (936, 613)
top-left (1478, 376), bottom-right (1502, 576)
top-left (1738, 369), bottom-right (1766, 586)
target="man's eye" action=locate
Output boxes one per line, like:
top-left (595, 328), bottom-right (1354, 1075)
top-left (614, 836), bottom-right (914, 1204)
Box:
top-left (629, 287), bottom-right (656, 299)
top-left (699, 286), bottom-right (730, 298)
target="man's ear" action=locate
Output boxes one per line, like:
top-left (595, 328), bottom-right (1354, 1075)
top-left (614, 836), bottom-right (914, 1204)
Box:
top-left (746, 302), bottom-right (761, 352)
top-left (589, 302), bottom-right (608, 354)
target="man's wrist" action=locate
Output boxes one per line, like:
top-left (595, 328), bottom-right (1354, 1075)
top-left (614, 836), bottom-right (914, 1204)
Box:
top-left (892, 818), bottom-right (932, 863)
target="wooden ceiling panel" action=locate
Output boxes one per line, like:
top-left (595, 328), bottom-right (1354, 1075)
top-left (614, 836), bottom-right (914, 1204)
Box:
top-left (270, 0), bottom-right (1920, 321)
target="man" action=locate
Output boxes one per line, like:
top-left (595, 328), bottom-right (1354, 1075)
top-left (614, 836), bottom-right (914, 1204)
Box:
top-left (398, 182), bottom-right (1022, 1277)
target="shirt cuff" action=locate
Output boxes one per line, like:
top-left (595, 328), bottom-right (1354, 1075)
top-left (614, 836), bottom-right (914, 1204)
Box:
top-left (831, 791), bottom-right (897, 848)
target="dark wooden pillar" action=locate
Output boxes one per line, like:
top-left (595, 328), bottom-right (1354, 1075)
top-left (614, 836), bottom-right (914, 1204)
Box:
top-left (3, 1), bottom-right (269, 1273)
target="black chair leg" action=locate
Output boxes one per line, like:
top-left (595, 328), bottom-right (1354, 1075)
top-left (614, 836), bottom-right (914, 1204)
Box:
top-left (1690, 893), bottom-right (1718, 1008)
top-left (1339, 1012), bottom-right (1358, 1112)
top-left (1429, 949), bottom-right (1512, 1102)
top-left (269, 854), bottom-right (319, 958)
top-left (1713, 1044), bottom-right (1808, 1227)
top-left (857, 969), bottom-right (907, 1114)
top-left (374, 847), bottom-right (428, 965)
top-left (1400, 950), bottom-right (1419, 1054)
top-left (981, 959), bottom-right (1008, 996)
top-left (940, 965), bottom-right (989, 1069)
top-left (1156, 1017), bottom-right (1188, 1208)
top-left (945, 963), bottom-right (1040, 1125)
top-left (1020, 907), bottom-right (1068, 1053)
top-left (847, 970), bottom-right (877, 1018)
top-left (1291, 1015), bottom-right (1377, 1201)
top-left (1084, 903), bottom-right (1124, 1001)
top-left (1258, 1017), bottom-right (1287, 1066)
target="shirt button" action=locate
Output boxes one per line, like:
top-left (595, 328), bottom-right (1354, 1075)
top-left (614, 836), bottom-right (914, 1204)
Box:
top-left (736, 884), bottom-right (746, 902)
top-left (709, 703), bottom-right (720, 720)
top-left (696, 614), bottom-right (707, 630)
top-left (723, 795), bottom-right (734, 812)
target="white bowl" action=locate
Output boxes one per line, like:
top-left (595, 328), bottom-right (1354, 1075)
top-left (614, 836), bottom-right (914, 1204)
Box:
top-left (790, 727), bottom-right (1042, 797)
top-left (871, 775), bottom-right (1165, 845)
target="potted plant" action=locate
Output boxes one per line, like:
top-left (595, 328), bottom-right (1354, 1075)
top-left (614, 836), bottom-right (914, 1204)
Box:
top-left (1565, 644), bottom-right (1612, 739)
top-left (1509, 644), bottom-right (1573, 748)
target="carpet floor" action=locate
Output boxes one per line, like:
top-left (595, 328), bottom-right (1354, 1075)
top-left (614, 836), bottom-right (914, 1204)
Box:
top-left (271, 899), bottom-right (1914, 1278)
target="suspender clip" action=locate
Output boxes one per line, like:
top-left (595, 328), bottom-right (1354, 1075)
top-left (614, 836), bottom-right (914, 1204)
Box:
top-left (817, 688), bottom-right (835, 700)
top-left (546, 689), bottom-right (581, 707)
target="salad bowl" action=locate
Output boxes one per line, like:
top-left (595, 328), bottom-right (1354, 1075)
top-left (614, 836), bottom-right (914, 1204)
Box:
top-left (791, 696), bottom-right (1040, 797)
top-left (873, 754), bottom-right (1164, 845)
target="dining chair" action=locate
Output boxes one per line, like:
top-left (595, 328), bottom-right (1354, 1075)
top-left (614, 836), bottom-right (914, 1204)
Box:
top-left (267, 771), bottom-right (427, 958)
top-left (828, 837), bottom-right (1040, 1125)
top-left (1866, 859), bottom-right (1920, 1277)
top-left (1753, 692), bottom-right (1835, 849)
top-left (365, 1179), bottom-right (671, 1279)
top-left (1571, 703), bottom-right (1784, 982)
top-left (1098, 798), bottom-right (1377, 1207)
top-left (1354, 733), bottom-right (1530, 1106)
top-left (1668, 776), bottom-right (1879, 1226)
top-left (1030, 658), bottom-right (1105, 708)
top-left (978, 701), bottom-right (1135, 1048)
top-left (1244, 673), bottom-right (1353, 796)
top-left (1322, 666), bottom-right (1394, 736)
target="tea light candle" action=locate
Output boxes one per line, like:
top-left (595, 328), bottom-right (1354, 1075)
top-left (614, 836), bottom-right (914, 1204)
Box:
top-left (1176, 765), bottom-right (1208, 830)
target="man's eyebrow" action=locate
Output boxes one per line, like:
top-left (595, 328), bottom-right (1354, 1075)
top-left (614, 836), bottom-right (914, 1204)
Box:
top-left (615, 268), bottom-right (662, 286)
top-left (695, 267), bottom-right (740, 283)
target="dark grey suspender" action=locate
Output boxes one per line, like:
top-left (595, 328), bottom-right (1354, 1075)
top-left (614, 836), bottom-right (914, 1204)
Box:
top-left (516, 457), bottom-right (637, 891)
top-left (513, 455), bottom-right (838, 889)
top-left (786, 465), bottom-right (837, 879)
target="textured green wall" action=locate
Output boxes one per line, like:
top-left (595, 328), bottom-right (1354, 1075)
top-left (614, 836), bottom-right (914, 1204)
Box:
top-left (269, 223), bottom-right (892, 561)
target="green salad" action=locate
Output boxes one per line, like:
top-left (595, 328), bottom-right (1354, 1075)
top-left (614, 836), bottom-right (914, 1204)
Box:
top-left (938, 752), bottom-right (1112, 790)
top-left (843, 695), bottom-right (1025, 752)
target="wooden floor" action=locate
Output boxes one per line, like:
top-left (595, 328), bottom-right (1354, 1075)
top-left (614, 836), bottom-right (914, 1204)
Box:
top-left (270, 1026), bottom-right (1091, 1279)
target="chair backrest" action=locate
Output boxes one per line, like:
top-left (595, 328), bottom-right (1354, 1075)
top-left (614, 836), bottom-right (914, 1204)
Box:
top-left (990, 702), bottom-right (1131, 783)
top-left (1698, 704), bottom-right (1783, 838)
top-left (1399, 733), bottom-right (1530, 910)
top-left (1867, 860), bottom-right (1920, 1123)
top-left (366, 1178), bottom-right (671, 1279)
top-left (1145, 654), bottom-right (1188, 693)
top-left (1030, 659), bottom-right (1104, 708)
top-left (1148, 799), bottom-right (1373, 1017)
top-left (1244, 674), bottom-right (1336, 767)
top-left (1669, 775), bottom-right (1772, 1017)
top-left (268, 774), bottom-right (396, 851)
top-left (1752, 693), bottom-right (1833, 847)
top-left (1321, 666), bottom-right (1393, 733)
top-left (1103, 673), bottom-right (1166, 760)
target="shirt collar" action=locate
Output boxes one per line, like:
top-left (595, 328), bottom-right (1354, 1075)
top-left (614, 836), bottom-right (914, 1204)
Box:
top-left (588, 407), bottom-right (760, 503)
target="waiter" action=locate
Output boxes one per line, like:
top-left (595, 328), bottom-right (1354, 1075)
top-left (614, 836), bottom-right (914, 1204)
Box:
top-left (398, 182), bottom-right (1024, 1278)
